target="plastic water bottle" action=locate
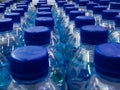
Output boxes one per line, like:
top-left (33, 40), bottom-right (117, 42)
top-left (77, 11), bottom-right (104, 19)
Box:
top-left (35, 17), bottom-right (66, 89)
top-left (62, 6), bottom-right (78, 28)
top-left (86, 2), bottom-right (98, 16)
top-left (4, 13), bottom-right (22, 37)
top-left (0, 18), bottom-right (21, 90)
top-left (11, 8), bottom-right (29, 30)
top-left (86, 43), bottom-right (120, 90)
top-left (4, 13), bottom-right (24, 46)
top-left (64, 16), bottom-right (95, 63)
top-left (59, 6), bottom-right (78, 43)
top-left (63, 10), bottom-right (86, 62)
top-left (0, 18), bottom-right (20, 56)
top-left (8, 46), bottom-right (63, 90)
top-left (67, 25), bottom-right (109, 90)
top-left (93, 5), bottom-right (108, 25)
top-left (101, 9), bottom-right (119, 32)
top-left (109, 15), bottom-right (120, 42)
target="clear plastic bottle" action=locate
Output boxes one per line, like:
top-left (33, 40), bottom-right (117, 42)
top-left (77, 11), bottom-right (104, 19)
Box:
top-left (109, 15), bottom-right (120, 43)
top-left (101, 9), bottom-right (119, 33)
top-left (0, 18), bottom-right (21, 90)
top-left (11, 8), bottom-right (27, 29)
top-left (4, 13), bottom-right (22, 38)
top-left (59, 6), bottom-right (78, 43)
top-left (93, 5), bottom-right (108, 25)
top-left (63, 10), bottom-right (86, 62)
top-left (35, 17), bottom-right (56, 46)
top-left (0, 18), bottom-right (19, 56)
top-left (64, 16), bottom-right (95, 62)
top-left (35, 18), bottom-right (66, 89)
top-left (67, 25), bottom-right (109, 90)
top-left (4, 13), bottom-right (24, 46)
top-left (87, 43), bottom-right (120, 90)
top-left (86, 2), bottom-right (98, 16)
top-left (7, 46), bottom-right (62, 90)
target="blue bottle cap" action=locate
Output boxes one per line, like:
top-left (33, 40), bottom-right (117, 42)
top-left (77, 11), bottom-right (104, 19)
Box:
top-left (94, 43), bottom-right (120, 78)
top-left (69, 10), bottom-right (85, 20)
top-left (115, 15), bottom-right (120, 27)
top-left (93, 6), bottom-right (107, 14)
top-left (102, 9), bottom-right (119, 20)
top-left (16, 2), bottom-right (28, 5)
top-left (20, 1), bottom-right (30, 4)
top-left (40, 4), bottom-right (52, 8)
top-left (113, 0), bottom-right (120, 2)
top-left (86, 2), bottom-right (98, 10)
top-left (65, 7), bottom-right (78, 15)
top-left (0, 18), bottom-right (13, 32)
top-left (38, 7), bottom-right (51, 12)
top-left (16, 5), bottom-right (28, 12)
top-left (79, 0), bottom-right (89, 6)
top-left (93, 0), bottom-right (99, 3)
top-left (75, 16), bottom-right (95, 28)
top-left (37, 11), bottom-right (52, 17)
top-left (37, 2), bottom-right (47, 7)
top-left (35, 17), bottom-right (54, 29)
top-left (24, 26), bottom-right (50, 45)
top-left (110, 2), bottom-right (120, 10)
top-left (0, 6), bottom-right (5, 13)
top-left (4, 13), bottom-right (21, 23)
top-left (11, 8), bottom-right (25, 16)
top-left (99, 0), bottom-right (110, 5)
top-left (63, 3), bottom-right (75, 9)
top-left (57, 0), bottom-right (67, 7)
top-left (9, 46), bottom-right (49, 81)
top-left (81, 25), bottom-right (108, 44)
